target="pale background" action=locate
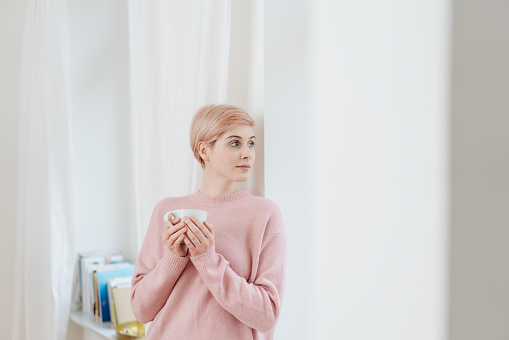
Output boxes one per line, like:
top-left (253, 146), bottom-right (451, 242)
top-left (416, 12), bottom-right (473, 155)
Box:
top-left (2, 0), bottom-right (509, 340)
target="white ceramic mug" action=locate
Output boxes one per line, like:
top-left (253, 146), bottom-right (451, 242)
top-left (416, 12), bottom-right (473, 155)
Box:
top-left (164, 209), bottom-right (208, 226)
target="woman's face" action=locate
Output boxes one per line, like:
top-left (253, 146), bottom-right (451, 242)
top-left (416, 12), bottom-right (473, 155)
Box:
top-left (203, 125), bottom-right (256, 183)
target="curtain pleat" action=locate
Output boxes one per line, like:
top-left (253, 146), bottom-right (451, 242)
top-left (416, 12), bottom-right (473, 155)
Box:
top-left (12, 0), bottom-right (75, 339)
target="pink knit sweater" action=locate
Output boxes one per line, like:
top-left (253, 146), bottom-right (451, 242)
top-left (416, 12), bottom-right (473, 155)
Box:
top-left (131, 188), bottom-right (287, 340)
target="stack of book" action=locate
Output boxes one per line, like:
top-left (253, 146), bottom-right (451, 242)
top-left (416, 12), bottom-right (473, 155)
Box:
top-left (77, 250), bottom-right (136, 325)
top-left (108, 276), bottom-right (138, 327)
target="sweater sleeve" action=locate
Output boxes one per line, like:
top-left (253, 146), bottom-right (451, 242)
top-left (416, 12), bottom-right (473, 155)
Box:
top-left (130, 201), bottom-right (190, 324)
top-left (190, 207), bottom-right (287, 333)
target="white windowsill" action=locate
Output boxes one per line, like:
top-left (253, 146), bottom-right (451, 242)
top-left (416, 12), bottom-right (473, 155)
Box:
top-left (70, 311), bottom-right (118, 340)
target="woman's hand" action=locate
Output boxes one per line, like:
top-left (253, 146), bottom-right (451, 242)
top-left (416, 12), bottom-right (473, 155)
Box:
top-left (182, 214), bottom-right (215, 257)
top-left (162, 216), bottom-right (189, 257)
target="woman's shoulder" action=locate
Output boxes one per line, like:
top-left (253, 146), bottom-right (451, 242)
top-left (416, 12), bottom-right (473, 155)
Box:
top-left (246, 194), bottom-right (285, 234)
top-left (152, 195), bottom-right (188, 212)
top-left (247, 194), bottom-right (282, 214)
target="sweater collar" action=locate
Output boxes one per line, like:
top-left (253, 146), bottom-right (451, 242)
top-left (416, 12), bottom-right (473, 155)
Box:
top-left (189, 188), bottom-right (250, 206)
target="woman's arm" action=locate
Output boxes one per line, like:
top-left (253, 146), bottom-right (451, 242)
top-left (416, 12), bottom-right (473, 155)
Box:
top-left (130, 202), bottom-right (190, 324)
top-left (191, 233), bottom-right (286, 333)
top-left (183, 207), bottom-right (287, 333)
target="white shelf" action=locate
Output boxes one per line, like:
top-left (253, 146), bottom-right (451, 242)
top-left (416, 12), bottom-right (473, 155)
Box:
top-left (70, 311), bottom-right (118, 340)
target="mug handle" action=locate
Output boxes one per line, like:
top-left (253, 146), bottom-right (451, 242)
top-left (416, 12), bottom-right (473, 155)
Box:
top-left (163, 212), bottom-right (175, 226)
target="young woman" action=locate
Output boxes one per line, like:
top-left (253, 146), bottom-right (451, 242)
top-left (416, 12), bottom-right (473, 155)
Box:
top-left (131, 104), bottom-right (287, 339)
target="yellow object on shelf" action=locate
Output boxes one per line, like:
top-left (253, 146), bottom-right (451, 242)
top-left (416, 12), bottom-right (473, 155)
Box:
top-left (115, 320), bottom-right (145, 340)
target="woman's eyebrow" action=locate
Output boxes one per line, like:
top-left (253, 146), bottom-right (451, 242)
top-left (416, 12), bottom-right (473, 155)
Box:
top-left (226, 135), bottom-right (256, 139)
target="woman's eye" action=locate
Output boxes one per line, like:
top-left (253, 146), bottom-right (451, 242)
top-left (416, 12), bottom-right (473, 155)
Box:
top-left (230, 141), bottom-right (256, 147)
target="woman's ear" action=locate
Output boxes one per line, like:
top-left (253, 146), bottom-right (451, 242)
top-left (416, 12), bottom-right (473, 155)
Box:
top-left (198, 141), bottom-right (209, 161)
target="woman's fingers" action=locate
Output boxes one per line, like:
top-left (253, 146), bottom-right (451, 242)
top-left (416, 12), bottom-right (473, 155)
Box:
top-left (183, 234), bottom-right (196, 249)
top-left (184, 221), bottom-right (202, 246)
top-left (203, 221), bottom-right (214, 235)
top-left (196, 217), bottom-right (214, 238)
top-left (188, 215), bottom-right (213, 239)
top-left (162, 221), bottom-right (186, 241)
top-left (169, 221), bottom-right (186, 234)
top-left (182, 215), bottom-right (214, 257)
top-left (168, 227), bottom-right (187, 245)
top-left (165, 213), bottom-right (180, 226)
top-left (183, 217), bottom-right (203, 241)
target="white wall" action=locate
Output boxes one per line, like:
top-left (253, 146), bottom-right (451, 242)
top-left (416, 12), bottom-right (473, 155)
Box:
top-left (310, 1), bottom-right (449, 338)
top-left (0, 1), bottom-right (27, 339)
top-left (264, 1), bottom-right (314, 339)
top-left (266, 1), bottom-right (449, 339)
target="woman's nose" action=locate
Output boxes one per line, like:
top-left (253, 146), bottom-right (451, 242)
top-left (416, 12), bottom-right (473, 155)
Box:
top-left (241, 145), bottom-right (252, 158)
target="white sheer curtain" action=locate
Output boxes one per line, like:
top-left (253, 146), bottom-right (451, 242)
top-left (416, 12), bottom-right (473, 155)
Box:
top-left (128, 0), bottom-right (232, 249)
top-left (12, 0), bottom-right (75, 339)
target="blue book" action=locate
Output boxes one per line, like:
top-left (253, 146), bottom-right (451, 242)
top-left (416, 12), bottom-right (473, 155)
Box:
top-left (96, 264), bottom-right (135, 322)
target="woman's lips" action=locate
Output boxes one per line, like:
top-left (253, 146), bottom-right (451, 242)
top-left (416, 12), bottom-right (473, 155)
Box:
top-left (236, 166), bottom-right (250, 170)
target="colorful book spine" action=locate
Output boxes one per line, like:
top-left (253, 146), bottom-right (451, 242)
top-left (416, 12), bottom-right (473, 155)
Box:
top-left (96, 265), bottom-right (135, 322)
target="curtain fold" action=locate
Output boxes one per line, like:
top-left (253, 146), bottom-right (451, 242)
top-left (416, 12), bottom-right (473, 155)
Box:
top-left (12, 0), bottom-right (75, 339)
top-left (128, 0), bottom-right (232, 250)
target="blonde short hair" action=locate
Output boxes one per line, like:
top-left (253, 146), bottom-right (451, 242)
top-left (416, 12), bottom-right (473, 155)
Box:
top-left (190, 104), bottom-right (255, 169)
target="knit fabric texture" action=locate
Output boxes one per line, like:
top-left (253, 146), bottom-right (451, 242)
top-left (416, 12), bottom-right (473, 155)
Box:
top-left (130, 188), bottom-right (287, 340)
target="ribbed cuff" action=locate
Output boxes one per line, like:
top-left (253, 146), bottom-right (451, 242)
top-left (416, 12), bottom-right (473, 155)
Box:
top-left (190, 246), bottom-right (218, 271)
top-left (161, 249), bottom-right (189, 272)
